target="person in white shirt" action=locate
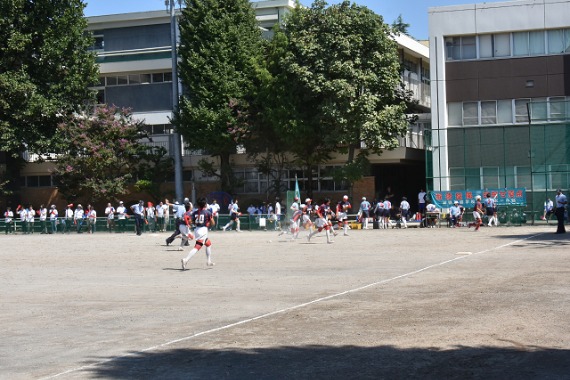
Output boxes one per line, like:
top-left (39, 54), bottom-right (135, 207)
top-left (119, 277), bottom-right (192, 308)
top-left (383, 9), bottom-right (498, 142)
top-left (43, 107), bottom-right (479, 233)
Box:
top-left (116, 201), bottom-right (127, 233)
top-left (399, 197), bottom-right (410, 228)
top-left (146, 202), bottom-right (156, 232)
top-left (4, 207), bottom-right (14, 234)
top-left (39, 204), bottom-right (48, 234)
top-left (64, 204), bottom-right (74, 233)
top-left (86, 205), bottom-right (97, 234)
top-left (555, 189), bottom-right (567, 234)
top-left (275, 198), bottom-right (282, 231)
top-left (49, 205), bottom-right (58, 234)
top-left (26, 205), bottom-right (35, 234)
top-left (156, 201), bottom-right (165, 232)
top-left (130, 200), bottom-right (145, 236)
top-left (74, 204), bottom-right (85, 233)
top-left (222, 199), bottom-right (241, 232)
top-left (542, 198), bottom-right (554, 223)
top-left (162, 199), bottom-right (170, 232)
top-left (105, 203), bottom-right (115, 232)
top-left (418, 189), bottom-right (426, 215)
top-left (209, 199), bottom-right (220, 227)
top-left (19, 206), bottom-right (27, 234)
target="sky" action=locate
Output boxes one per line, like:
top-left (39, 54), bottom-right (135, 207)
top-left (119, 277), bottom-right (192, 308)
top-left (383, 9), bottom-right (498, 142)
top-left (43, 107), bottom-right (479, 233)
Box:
top-left (83, 0), bottom-right (509, 41)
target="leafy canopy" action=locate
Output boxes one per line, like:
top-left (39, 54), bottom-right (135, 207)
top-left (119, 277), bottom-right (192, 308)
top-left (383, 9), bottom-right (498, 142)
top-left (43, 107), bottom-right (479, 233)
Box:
top-left (53, 106), bottom-right (157, 202)
top-left (176, 0), bottom-right (266, 192)
top-left (0, 0), bottom-right (98, 155)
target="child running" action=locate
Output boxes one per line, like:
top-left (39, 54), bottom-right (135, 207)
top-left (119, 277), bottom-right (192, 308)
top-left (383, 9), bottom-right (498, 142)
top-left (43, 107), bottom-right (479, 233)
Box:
top-left (181, 197), bottom-right (215, 270)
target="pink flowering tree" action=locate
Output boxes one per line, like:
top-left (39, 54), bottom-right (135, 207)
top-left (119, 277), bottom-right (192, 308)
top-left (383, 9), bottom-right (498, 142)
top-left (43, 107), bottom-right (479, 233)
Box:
top-left (53, 105), bottom-right (168, 202)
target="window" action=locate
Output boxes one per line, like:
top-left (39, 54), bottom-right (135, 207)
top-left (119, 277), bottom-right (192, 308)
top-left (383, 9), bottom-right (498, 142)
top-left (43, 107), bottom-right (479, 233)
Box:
top-left (494, 33), bottom-right (510, 57)
top-left (140, 74), bottom-right (151, 84)
top-left (549, 97), bottom-right (566, 120)
top-left (118, 76), bottom-right (128, 85)
top-left (482, 167), bottom-right (499, 188)
top-left (90, 32), bottom-right (104, 51)
top-left (514, 99), bottom-right (530, 123)
top-left (529, 31), bottom-right (545, 55)
top-left (462, 36), bottom-right (476, 59)
top-left (448, 103), bottom-right (462, 126)
top-left (152, 73), bottom-right (164, 83)
top-left (445, 36), bottom-right (476, 60)
top-left (445, 37), bottom-right (461, 60)
top-left (548, 29), bottom-right (565, 54)
top-left (513, 32), bottom-right (529, 56)
top-left (479, 34), bottom-right (493, 58)
top-left (106, 76), bottom-right (117, 86)
top-left (128, 74), bottom-right (140, 85)
top-left (497, 100), bottom-right (513, 124)
top-left (480, 101), bottom-right (497, 125)
top-left (531, 98), bottom-right (547, 121)
top-left (463, 102), bottom-right (478, 126)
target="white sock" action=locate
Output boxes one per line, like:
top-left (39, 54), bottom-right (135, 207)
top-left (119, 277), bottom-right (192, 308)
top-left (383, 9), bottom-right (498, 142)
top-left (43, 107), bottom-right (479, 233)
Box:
top-left (205, 246), bottom-right (212, 263)
top-left (183, 248), bottom-right (198, 263)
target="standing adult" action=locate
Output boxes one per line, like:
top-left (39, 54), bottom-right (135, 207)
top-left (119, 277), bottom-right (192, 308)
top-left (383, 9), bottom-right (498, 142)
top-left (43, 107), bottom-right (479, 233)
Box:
top-left (130, 200), bottom-right (145, 236)
top-left (418, 189), bottom-right (427, 215)
top-left (274, 197), bottom-right (282, 231)
top-left (86, 204), bottom-right (97, 234)
top-left (18, 205), bottom-right (27, 234)
top-left (162, 199), bottom-right (171, 231)
top-left (555, 189), bottom-right (567, 234)
top-left (64, 204), bottom-right (74, 233)
top-left (26, 205), bottom-right (35, 234)
top-left (485, 193), bottom-right (498, 227)
top-left (4, 206), bottom-right (14, 234)
top-left (74, 204), bottom-right (85, 233)
top-left (399, 197), bottom-right (410, 228)
top-left (156, 201), bottom-right (165, 232)
top-left (359, 196), bottom-right (371, 230)
top-left (49, 205), bottom-right (59, 234)
top-left (146, 202), bottom-right (157, 233)
top-left (116, 201), bottom-right (127, 233)
top-left (209, 199), bottom-right (220, 227)
top-left (105, 202), bottom-right (116, 232)
top-left (39, 204), bottom-right (48, 234)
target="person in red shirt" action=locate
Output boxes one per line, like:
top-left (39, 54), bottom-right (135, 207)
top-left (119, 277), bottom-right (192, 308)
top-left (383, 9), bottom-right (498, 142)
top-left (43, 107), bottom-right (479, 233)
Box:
top-left (181, 197), bottom-right (215, 270)
top-left (470, 195), bottom-right (484, 231)
top-left (336, 195), bottom-right (352, 236)
top-left (307, 198), bottom-right (334, 244)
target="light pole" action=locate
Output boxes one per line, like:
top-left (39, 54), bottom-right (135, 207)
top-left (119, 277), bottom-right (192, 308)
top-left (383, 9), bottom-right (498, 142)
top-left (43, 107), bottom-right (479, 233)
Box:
top-left (166, 0), bottom-right (184, 203)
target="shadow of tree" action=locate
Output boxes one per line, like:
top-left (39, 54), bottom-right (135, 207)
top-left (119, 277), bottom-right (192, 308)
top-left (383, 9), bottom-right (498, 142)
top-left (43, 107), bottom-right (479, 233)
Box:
top-left (87, 344), bottom-right (570, 379)
top-left (494, 233), bottom-right (570, 248)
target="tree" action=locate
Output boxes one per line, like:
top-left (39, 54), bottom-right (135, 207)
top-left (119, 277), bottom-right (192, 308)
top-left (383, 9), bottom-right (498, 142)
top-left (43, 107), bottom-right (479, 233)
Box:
top-left (53, 106), bottom-right (159, 202)
top-left (0, 0), bottom-right (98, 193)
top-left (176, 0), bottom-right (266, 193)
top-left (271, 0), bottom-right (410, 194)
top-left (392, 14), bottom-right (410, 35)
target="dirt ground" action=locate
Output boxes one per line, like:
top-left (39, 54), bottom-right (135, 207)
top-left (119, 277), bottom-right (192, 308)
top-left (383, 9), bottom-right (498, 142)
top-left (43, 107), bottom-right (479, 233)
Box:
top-left (1, 224), bottom-right (569, 379)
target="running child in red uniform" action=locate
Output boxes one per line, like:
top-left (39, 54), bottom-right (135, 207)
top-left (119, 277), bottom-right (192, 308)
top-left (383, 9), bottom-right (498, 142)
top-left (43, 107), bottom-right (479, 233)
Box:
top-left (307, 198), bottom-right (334, 244)
top-left (181, 197), bottom-right (215, 270)
top-left (336, 195), bottom-right (351, 236)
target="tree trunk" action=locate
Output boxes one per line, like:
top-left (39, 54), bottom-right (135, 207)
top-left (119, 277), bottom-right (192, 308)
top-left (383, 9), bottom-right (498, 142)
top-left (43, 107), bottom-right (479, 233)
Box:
top-left (219, 152), bottom-right (234, 193)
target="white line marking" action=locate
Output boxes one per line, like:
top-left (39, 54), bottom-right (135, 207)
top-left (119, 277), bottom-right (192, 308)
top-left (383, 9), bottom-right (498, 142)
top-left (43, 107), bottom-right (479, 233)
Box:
top-left (41, 232), bottom-right (544, 379)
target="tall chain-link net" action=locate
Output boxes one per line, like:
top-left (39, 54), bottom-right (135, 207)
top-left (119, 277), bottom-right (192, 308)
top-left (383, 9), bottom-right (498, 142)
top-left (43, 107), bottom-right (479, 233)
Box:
top-left (425, 102), bottom-right (570, 221)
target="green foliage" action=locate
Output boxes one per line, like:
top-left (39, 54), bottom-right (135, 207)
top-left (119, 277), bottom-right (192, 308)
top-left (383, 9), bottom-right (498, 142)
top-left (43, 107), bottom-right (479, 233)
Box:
top-left (0, 0), bottom-right (98, 155)
top-left (392, 14), bottom-right (410, 35)
top-left (176, 0), bottom-right (266, 192)
top-left (53, 106), bottom-right (159, 202)
top-left (266, 0), bottom-right (409, 192)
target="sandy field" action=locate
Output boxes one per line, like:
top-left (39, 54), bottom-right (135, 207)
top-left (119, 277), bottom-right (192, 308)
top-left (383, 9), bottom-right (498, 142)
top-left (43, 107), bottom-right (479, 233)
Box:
top-left (1, 224), bottom-right (569, 379)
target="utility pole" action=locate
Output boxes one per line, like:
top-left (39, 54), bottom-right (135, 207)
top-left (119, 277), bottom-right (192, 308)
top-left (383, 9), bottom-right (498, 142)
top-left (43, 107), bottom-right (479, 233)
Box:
top-left (166, 0), bottom-right (184, 203)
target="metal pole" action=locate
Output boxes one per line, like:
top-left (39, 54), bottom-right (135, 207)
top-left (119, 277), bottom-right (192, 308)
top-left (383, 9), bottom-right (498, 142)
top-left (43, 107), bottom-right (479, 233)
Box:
top-left (168, 0), bottom-right (184, 203)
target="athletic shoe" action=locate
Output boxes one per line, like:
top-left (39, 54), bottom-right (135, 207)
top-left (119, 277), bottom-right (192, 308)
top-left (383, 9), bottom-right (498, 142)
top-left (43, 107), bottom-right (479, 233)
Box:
top-left (307, 234), bottom-right (312, 242)
top-left (181, 258), bottom-right (186, 270)
top-left (177, 247), bottom-right (184, 251)
top-left (207, 262), bottom-right (215, 267)
top-left (165, 239), bottom-right (171, 246)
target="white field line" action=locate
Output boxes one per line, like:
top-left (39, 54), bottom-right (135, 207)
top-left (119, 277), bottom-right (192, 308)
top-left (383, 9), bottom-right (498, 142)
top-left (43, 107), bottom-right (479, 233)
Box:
top-left (41, 232), bottom-right (544, 379)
